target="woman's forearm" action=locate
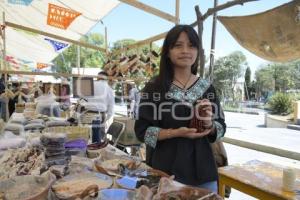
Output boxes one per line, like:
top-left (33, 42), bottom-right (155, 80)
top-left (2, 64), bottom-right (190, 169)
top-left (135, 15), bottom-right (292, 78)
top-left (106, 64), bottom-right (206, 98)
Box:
top-left (158, 128), bottom-right (175, 141)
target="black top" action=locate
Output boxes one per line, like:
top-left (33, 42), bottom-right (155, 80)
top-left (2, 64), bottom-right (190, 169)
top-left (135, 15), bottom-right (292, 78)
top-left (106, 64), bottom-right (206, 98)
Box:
top-left (134, 78), bottom-right (226, 185)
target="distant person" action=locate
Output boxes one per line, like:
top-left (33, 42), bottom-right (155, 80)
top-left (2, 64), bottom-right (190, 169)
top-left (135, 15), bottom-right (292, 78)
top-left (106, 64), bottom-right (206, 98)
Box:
top-left (84, 71), bottom-right (115, 143)
top-left (128, 83), bottom-right (140, 119)
top-left (60, 82), bottom-right (71, 111)
top-left (0, 74), bottom-right (6, 94)
top-left (0, 74), bottom-right (8, 120)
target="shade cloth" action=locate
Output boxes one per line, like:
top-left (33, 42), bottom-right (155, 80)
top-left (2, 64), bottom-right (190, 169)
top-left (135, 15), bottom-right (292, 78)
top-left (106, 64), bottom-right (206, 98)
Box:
top-left (0, 0), bottom-right (120, 65)
top-left (218, 0), bottom-right (300, 62)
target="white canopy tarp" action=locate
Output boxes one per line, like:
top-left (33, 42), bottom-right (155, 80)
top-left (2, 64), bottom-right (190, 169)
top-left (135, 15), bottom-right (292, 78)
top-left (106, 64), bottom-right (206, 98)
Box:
top-left (0, 0), bottom-right (119, 68)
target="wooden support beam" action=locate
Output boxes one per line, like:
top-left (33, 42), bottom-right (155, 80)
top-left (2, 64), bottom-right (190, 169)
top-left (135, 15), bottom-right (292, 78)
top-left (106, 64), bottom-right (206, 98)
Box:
top-left (0, 70), bottom-right (148, 82)
top-left (112, 31), bottom-right (167, 56)
top-left (195, 5), bottom-right (205, 78)
top-left (119, 0), bottom-right (177, 23)
top-left (105, 27), bottom-right (108, 53)
top-left (112, 18), bottom-right (200, 56)
top-left (112, 0), bottom-right (258, 57)
top-left (222, 137), bottom-right (300, 161)
top-left (113, 16), bottom-right (197, 57)
top-left (5, 21), bottom-right (107, 52)
top-left (175, 0), bottom-right (180, 24)
top-left (208, 0), bottom-right (218, 81)
top-left (190, 0), bottom-right (259, 27)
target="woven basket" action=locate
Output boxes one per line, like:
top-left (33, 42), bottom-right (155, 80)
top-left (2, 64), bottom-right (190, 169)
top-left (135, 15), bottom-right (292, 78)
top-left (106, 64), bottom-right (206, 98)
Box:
top-left (43, 126), bottom-right (90, 142)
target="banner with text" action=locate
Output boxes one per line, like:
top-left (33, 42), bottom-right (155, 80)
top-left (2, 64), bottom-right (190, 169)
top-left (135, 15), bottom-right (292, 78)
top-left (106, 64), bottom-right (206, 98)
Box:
top-left (37, 62), bottom-right (49, 70)
top-left (47, 3), bottom-right (81, 29)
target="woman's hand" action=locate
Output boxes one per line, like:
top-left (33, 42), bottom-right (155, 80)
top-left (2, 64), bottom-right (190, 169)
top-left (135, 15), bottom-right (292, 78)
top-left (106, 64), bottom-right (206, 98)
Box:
top-left (159, 127), bottom-right (198, 140)
top-left (174, 127), bottom-right (213, 139)
top-left (174, 127), bottom-right (197, 137)
top-left (181, 128), bottom-right (213, 139)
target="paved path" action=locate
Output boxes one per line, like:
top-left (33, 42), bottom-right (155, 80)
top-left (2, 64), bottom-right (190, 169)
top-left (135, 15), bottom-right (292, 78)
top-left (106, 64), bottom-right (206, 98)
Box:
top-left (224, 112), bottom-right (300, 199)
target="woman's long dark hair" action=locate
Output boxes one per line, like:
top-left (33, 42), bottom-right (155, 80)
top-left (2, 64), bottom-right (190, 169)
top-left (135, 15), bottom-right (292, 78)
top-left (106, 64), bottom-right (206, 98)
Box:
top-left (151, 25), bottom-right (199, 96)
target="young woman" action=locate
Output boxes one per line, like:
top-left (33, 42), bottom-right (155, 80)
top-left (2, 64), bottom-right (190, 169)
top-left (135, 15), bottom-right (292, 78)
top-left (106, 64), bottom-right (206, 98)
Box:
top-left (134, 24), bottom-right (226, 192)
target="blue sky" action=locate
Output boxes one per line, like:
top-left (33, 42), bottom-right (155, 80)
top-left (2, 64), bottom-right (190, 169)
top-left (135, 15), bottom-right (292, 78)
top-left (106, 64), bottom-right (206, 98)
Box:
top-left (91, 0), bottom-right (291, 73)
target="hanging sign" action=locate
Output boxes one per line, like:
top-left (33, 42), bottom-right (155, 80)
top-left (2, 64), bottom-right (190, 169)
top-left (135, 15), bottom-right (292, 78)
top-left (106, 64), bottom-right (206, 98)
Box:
top-left (44, 38), bottom-right (69, 51)
top-left (37, 62), bottom-right (49, 69)
top-left (47, 3), bottom-right (81, 29)
top-left (8, 0), bottom-right (33, 6)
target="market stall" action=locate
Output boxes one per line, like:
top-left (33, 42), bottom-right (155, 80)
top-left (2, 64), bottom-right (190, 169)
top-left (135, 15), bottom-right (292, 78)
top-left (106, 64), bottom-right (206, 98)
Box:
top-left (0, 115), bottom-right (223, 199)
top-left (2, 0), bottom-right (300, 199)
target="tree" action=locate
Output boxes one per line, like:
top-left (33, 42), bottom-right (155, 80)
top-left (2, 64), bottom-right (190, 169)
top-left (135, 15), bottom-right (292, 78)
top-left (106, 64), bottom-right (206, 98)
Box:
top-left (284, 60), bottom-right (300, 89)
top-left (254, 66), bottom-right (274, 100)
top-left (80, 33), bottom-right (106, 68)
top-left (213, 51), bottom-right (248, 102)
top-left (255, 60), bottom-right (300, 97)
top-left (244, 67), bottom-right (251, 100)
top-left (52, 33), bottom-right (106, 74)
top-left (270, 63), bottom-right (290, 92)
top-left (110, 39), bottom-right (136, 59)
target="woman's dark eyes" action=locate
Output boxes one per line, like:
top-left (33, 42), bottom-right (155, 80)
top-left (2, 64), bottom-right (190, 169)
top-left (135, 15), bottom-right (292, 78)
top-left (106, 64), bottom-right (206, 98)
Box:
top-left (174, 43), bottom-right (195, 48)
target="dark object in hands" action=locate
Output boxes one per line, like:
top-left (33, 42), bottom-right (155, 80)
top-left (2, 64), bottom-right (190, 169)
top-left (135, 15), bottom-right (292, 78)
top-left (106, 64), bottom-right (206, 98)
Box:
top-left (189, 103), bottom-right (207, 132)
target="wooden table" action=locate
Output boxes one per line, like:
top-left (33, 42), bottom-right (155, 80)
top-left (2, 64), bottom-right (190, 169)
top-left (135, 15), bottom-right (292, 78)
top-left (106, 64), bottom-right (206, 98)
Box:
top-left (218, 160), bottom-right (300, 200)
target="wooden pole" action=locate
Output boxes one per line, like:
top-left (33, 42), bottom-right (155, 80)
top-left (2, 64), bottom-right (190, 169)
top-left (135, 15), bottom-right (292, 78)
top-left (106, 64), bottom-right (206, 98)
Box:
top-left (105, 26), bottom-right (108, 53)
top-left (209, 0), bottom-right (218, 81)
top-left (190, 0), bottom-right (259, 27)
top-left (0, 70), bottom-right (148, 82)
top-left (195, 6), bottom-right (205, 78)
top-left (2, 13), bottom-right (7, 83)
top-left (2, 12), bottom-right (9, 122)
top-left (175, 0), bottom-right (180, 24)
top-left (119, 0), bottom-right (177, 23)
top-left (0, 17), bottom-right (2, 72)
top-left (77, 46), bottom-right (80, 74)
top-left (150, 42), bottom-right (152, 69)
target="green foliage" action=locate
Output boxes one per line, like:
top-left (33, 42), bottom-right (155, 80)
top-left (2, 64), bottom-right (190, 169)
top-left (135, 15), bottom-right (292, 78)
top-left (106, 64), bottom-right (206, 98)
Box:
top-left (213, 51), bottom-right (248, 101)
top-left (295, 93), bottom-right (300, 100)
top-left (111, 39), bottom-right (136, 59)
top-left (268, 92), bottom-right (294, 115)
top-left (52, 33), bottom-right (106, 74)
top-left (244, 67), bottom-right (251, 100)
top-left (254, 60), bottom-right (300, 96)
